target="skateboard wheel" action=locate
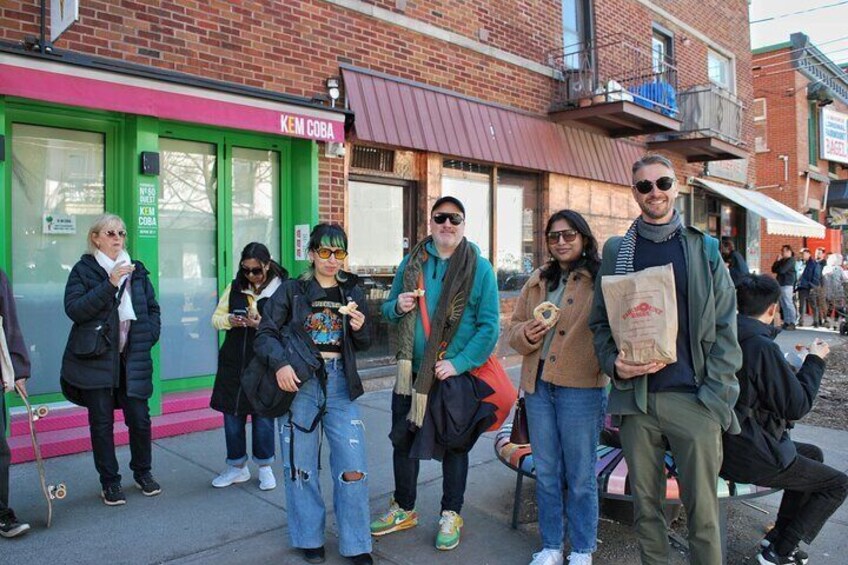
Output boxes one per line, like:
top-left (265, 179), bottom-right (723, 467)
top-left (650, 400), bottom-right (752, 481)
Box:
top-left (35, 406), bottom-right (49, 418)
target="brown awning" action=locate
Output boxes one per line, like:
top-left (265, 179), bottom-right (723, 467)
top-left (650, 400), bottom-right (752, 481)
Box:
top-left (341, 66), bottom-right (643, 187)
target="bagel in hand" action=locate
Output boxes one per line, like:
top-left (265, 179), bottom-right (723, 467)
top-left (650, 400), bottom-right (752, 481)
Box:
top-left (338, 301), bottom-right (359, 316)
top-left (533, 301), bottom-right (560, 327)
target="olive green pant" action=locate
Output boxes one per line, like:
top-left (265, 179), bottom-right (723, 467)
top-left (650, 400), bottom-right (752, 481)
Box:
top-left (619, 392), bottom-right (723, 565)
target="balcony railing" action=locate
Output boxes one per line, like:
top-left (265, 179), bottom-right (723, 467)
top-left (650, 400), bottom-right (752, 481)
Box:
top-left (676, 84), bottom-right (744, 146)
top-left (547, 34), bottom-right (680, 118)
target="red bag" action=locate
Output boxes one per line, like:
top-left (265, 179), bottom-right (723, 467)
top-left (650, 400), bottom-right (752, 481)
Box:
top-left (417, 274), bottom-right (515, 432)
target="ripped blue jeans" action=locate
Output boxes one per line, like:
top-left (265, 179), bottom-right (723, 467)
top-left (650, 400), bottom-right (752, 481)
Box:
top-left (280, 358), bottom-right (371, 557)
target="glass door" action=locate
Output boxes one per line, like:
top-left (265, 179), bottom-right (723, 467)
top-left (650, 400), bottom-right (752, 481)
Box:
top-left (158, 138), bottom-right (219, 381)
top-left (231, 147), bottom-right (280, 261)
top-left (10, 124), bottom-right (107, 395)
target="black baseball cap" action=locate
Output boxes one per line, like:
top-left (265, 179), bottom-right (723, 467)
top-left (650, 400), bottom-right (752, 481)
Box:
top-left (431, 196), bottom-right (465, 216)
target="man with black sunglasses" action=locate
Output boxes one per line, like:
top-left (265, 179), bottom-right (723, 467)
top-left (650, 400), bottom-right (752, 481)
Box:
top-left (372, 195), bottom-right (500, 552)
top-left (590, 154), bottom-right (742, 564)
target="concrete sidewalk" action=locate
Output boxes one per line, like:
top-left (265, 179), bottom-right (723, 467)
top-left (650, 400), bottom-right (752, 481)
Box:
top-left (4, 329), bottom-right (848, 564)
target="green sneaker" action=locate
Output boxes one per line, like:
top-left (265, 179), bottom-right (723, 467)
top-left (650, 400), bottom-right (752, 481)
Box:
top-left (370, 499), bottom-right (419, 537)
top-left (435, 510), bottom-right (463, 550)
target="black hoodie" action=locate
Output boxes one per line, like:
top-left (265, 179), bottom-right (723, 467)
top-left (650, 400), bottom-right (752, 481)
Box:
top-left (721, 315), bottom-right (825, 483)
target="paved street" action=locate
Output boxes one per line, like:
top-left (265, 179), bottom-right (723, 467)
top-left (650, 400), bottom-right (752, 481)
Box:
top-left (4, 328), bottom-right (848, 564)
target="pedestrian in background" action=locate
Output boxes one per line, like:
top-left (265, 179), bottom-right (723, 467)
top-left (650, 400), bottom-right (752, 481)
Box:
top-left (797, 248), bottom-right (821, 328)
top-left (772, 245), bottom-right (797, 330)
top-left (721, 237), bottom-right (749, 287)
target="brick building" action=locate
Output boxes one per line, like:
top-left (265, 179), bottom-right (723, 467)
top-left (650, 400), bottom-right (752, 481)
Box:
top-left (753, 33), bottom-right (848, 265)
top-left (1, 0), bottom-right (792, 416)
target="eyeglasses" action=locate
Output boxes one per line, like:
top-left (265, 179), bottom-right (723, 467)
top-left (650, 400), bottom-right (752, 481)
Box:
top-left (432, 212), bottom-right (464, 226)
top-left (634, 176), bottom-right (675, 194)
top-left (102, 230), bottom-right (127, 238)
top-left (241, 266), bottom-right (264, 276)
top-left (315, 247), bottom-right (349, 260)
top-left (547, 229), bottom-right (580, 244)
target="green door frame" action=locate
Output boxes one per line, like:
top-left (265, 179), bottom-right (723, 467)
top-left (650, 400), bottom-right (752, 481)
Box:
top-left (2, 99), bottom-right (123, 410)
top-left (1, 99), bottom-right (320, 415)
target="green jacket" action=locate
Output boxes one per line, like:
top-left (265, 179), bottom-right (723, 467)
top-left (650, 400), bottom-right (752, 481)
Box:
top-left (588, 226), bottom-right (742, 434)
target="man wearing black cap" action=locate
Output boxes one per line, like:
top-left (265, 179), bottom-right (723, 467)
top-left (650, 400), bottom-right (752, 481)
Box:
top-left (371, 196), bottom-right (500, 551)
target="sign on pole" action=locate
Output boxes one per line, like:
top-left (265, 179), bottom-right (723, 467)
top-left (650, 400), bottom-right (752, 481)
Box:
top-left (51, 0), bottom-right (79, 43)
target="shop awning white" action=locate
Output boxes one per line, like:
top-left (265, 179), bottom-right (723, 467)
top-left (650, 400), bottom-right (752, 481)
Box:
top-left (693, 178), bottom-right (825, 239)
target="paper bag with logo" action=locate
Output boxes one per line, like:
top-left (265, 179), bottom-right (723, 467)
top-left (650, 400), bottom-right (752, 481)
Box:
top-left (601, 263), bottom-right (678, 365)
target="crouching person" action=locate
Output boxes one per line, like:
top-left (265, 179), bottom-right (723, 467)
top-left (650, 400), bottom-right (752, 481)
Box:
top-left (254, 224), bottom-right (373, 565)
top-left (723, 274), bottom-right (848, 565)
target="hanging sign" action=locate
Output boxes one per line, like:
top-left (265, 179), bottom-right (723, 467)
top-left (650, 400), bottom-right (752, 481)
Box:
top-left (821, 107), bottom-right (848, 165)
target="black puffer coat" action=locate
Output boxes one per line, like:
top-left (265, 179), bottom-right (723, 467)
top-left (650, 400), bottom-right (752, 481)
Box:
top-left (254, 273), bottom-right (371, 401)
top-left (210, 278), bottom-right (282, 416)
top-left (60, 254), bottom-right (161, 401)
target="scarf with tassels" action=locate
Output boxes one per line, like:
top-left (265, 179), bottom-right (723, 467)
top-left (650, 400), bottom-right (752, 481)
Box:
top-left (394, 236), bottom-right (477, 427)
top-left (614, 210), bottom-right (683, 275)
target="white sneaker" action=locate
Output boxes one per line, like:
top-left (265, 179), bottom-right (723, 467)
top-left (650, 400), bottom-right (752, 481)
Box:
top-left (258, 465), bottom-right (277, 491)
top-left (529, 548), bottom-right (564, 565)
top-left (211, 465), bottom-right (250, 488)
top-left (567, 553), bottom-right (592, 565)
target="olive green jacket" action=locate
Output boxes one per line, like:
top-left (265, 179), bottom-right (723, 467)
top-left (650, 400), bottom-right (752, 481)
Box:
top-left (588, 226), bottom-right (742, 434)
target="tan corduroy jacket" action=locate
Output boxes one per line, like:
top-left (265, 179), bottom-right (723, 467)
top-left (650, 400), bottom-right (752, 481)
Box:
top-left (507, 267), bottom-right (608, 394)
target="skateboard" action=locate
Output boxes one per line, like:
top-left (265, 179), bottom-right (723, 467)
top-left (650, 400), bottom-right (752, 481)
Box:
top-left (15, 381), bottom-right (66, 527)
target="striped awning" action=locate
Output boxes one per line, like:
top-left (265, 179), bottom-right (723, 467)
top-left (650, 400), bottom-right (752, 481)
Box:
top-left (694, 178), bottom-right (825, 238)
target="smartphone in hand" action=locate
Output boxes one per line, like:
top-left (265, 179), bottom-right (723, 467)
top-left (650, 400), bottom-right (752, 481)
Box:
top-left (231, 308), bottom-right (248, 319)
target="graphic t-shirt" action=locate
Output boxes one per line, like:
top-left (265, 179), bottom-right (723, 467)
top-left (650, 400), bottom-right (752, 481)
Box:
top-left (303, 285), bottom-right (343, 354)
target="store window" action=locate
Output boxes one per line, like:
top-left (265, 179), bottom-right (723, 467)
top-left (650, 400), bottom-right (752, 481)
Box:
top-left (496, 171), bottom-right (539, 292)
top-left (708, 49), bottom-right (734, 92)
top-left (11, 124), bottom-right (106, 394)
top-left (442, 163), bottom-right (492, 260)
top-left (442, 161), bottom-right (540, 294)
top-left (231, 147), bottom-right (280, 259)
top-left (347, 178), bottom-right (415, 368)
top-left (159, 138), bottom-right (219, 381)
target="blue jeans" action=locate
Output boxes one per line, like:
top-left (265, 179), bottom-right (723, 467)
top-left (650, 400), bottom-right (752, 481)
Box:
top-left (779, 285), bottom-right (797, 325)
top-left (223, 413), bottom-right (276, 466)
top-left (280, 358), bottom-right (371, 557)
top-left (525, 378), bottom-right (607, 554)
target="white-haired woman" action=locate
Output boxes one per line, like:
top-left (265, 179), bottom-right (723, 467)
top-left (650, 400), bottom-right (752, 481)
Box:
top-left (60, 214), bottom-right (161, 506)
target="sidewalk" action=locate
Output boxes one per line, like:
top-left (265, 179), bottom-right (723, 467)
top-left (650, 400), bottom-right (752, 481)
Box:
top-left (5, 329), bottom-right (848, 564)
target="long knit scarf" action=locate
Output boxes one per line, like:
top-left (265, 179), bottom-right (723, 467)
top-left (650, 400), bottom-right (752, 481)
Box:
top-left (394, 236), bottom-right (477, 427)
top-left (614, 210), bottom-right (683, 275)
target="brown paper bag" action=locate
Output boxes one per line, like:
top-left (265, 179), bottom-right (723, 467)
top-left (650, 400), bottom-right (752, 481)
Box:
top-left (601, 264), bottom-right (678, 365)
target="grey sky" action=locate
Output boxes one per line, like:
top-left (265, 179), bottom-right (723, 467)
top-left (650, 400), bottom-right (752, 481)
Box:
top-left (749, 0), bottom-right (848, 64)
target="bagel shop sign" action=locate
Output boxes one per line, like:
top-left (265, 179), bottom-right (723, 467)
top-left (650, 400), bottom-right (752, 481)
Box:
top-left (280, 114), bottom-right (340, 141)
top-left (821, 107), bottom-right (848, 165)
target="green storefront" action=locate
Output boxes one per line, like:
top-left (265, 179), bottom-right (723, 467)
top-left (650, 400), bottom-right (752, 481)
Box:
top-left (0, 47), bottom-right (349, 414)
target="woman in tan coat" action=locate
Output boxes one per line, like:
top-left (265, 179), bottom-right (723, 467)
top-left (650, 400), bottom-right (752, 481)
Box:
top-left (507, 210), bottom-right (608, 565)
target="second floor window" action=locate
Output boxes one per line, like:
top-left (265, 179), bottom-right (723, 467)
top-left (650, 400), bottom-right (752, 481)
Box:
top-left (562, 0), bottom-right (592, 68)
top-left (652, 28), bottom-right (672, 74)
top-left (708, 49), bottom-right (734, 92)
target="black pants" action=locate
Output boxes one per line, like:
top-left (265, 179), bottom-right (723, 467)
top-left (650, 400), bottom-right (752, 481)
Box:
top-left (80, 369), bottom-right (152, 487)
top-left (391, 392), bottom-right (468, 514)
top-left (758, 442), bottom-right (848, 549)
top-left (798, 288), bottom-right (818, 325)
top-left (0, 392), bottom-right (10, 516)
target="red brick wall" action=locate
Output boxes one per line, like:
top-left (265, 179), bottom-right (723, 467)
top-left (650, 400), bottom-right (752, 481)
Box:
top-left (2, 0), bottom-right (755, 221)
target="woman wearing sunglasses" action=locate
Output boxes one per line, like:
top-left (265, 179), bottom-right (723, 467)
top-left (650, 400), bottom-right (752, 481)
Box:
top-left (506, 210), bottom-right (608, 565)
top-left (60, 214), bottom-right (162, 506)
top-left (254, 224), bottom-right (373, 565)
top-left (210, 242), bottom-right (288, 491)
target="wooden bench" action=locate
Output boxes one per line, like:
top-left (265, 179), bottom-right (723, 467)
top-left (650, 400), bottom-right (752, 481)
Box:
top-left (494, 423), bottom-right (778, 563)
